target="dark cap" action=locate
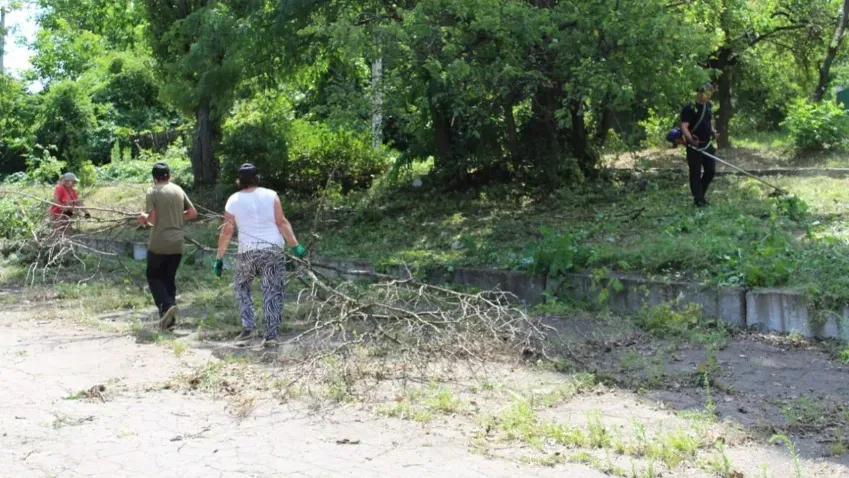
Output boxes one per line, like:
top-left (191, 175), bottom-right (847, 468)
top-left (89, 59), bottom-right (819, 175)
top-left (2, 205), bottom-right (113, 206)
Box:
top-left (238, 163), bottom-right (258, 175)
top-left (237, 163), bottom-right (259, 189)
top-left (152, 162), bottom-right (170, 178)
top-left (697, 82), bottom-right (714, 93)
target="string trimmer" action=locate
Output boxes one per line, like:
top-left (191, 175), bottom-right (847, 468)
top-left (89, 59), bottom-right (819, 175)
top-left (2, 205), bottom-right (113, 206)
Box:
top-left (667, 128), bottom-right (788, 197)
top-left (686, 145), bottom-right (788, 197)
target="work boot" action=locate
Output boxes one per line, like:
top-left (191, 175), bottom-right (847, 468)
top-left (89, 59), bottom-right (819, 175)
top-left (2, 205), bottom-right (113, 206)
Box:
top-left (159, 306), bottom-right (178, 330)
top-left (262, 337), bottom-right (279, 348)
top-left (234, 328), bottom-right (256, 344)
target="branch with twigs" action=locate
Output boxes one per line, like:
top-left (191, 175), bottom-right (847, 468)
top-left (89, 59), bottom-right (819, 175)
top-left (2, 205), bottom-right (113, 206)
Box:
top-left (4, 187), bottom-right (564, 395)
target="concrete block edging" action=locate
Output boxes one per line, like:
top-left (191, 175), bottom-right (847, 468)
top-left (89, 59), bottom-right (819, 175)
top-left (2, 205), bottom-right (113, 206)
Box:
top-left (67, 239), bottom-right (848, 341)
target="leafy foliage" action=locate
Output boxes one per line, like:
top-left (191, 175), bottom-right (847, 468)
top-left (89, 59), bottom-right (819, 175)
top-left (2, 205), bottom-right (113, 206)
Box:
top-left (0, 195), bottom-right (40, 240)
top-left (0, 76), bottom-right (35, 175)
top-left (25, 145), bottom-right (66, 184)
top-left (95, 144), bottom-right (192, 185)
top-left (782, 98), bottom-right (849, 152)
top-left (287, 119), bottom-right (391, 195)
top-left (219, 91), bottom-right (290, 191)
top-left (33, 80), bottom-right (99, 169)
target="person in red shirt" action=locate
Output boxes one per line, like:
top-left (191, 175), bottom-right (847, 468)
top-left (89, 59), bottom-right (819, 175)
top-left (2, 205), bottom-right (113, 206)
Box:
top-left (49, 172), bottom-right (90, 237)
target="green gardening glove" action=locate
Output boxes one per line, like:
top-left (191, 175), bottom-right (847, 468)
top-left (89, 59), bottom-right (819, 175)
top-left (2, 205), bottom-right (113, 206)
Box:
top-left (213, 258), bottom-right (224, 277)
top-left (292, 244), bottom-right (308, 259)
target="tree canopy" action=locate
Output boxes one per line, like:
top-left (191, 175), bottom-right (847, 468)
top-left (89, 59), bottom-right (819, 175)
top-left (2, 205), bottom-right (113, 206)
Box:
top-left (2, 0), bottom-right (849, 189)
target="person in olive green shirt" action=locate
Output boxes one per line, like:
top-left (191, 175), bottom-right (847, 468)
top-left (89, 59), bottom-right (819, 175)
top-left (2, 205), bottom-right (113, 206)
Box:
top-left (137, 162), bottom-right (198, 329)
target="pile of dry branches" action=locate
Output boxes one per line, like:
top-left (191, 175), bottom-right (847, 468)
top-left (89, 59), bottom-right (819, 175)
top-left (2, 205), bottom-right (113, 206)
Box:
top-left (281, 261), bottom-right (549, 372)
top-left (2, 189), bottom-right (551, 379)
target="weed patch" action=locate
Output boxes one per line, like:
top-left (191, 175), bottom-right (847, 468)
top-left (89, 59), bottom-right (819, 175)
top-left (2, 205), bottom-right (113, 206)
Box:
top-left (482, 398), bottom-right (716, 473)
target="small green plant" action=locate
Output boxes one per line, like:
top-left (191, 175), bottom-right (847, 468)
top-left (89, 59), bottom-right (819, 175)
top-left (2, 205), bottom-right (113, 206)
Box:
top-left (704, 375), bottom-right (717, 418)
top-left (692, 346), bottom-right (722, 390)
top-left (642, 460), bottom-right (658, 478)
top-left (380, 400), bottom-right (434, 423)
top-left (770, 433), bottom-right (804, 478)
top-left (530, 373), bottom-right (597, 408)
top-left (839, 347), bottom-right (849, 364)
top-left (498, 399), bottom-right (543, 446)
top-left (586, 410), bottom-right (611, 448)
top-left (591, 267), bottom-right (625, 305)
top-left (631, 420), bottom-right (649, 456)
top-left (77, 160), bottom-right (97, 187)
top-left (704, 440), bottom-right (734, 476)
top-left (426, 386), bottom-right (462, 413)
top-left (528, 228), bottom-right (591, 277)
top-left (635, 302), bottom-right (701, 338)
top-left (322, 357), bottom-right (355, 403)
top-left (781, 395), bottom-right (824, 428)
top-left (828, 437), bottom-right (847, 456)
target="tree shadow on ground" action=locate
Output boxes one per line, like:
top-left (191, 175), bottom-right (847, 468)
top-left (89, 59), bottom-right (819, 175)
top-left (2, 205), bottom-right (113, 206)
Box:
top-left (545, 314), bottom-right (849, 467)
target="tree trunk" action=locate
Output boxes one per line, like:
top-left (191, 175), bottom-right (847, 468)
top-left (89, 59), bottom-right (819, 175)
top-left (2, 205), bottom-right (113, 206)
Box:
top-left (190, 99), bottom-right (220, 185)
top-left (525, 85), bottom-right (563, 161)
top-left (371, 57), bottom-right (383, 149)
top-left (504, 99), bottom-right (519, 159)
top-left (711, 48), bottom-right (734, 149)
top-left (0, 8), bottom-right (6, 75)
top-left (569, 101), bottom-right (598, 176)
top-left (716, 67), bottom-right (733, 149)
top-left (428, 96), bottom-right (453, 171)
top-left (812, 0), bottom-right (849, 102)
top-left (594, 106), bottom-right (614, 147)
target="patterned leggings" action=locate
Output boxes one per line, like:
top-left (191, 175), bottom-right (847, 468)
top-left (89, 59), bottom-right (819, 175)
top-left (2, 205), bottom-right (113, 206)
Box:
top-left (234, 248), bottom-right (286, 339)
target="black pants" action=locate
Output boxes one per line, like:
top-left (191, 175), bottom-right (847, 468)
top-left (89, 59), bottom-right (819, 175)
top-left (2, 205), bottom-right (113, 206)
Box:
top-left (686, 144), bottom-right (716, 201)
top-left (146, 251), bottom-right (182, 316)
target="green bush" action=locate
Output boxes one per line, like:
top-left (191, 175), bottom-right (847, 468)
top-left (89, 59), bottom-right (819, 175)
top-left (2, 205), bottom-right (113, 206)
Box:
top-left (25, 146), bottom-right (67, 184)
top-left (639, 108), bottom-right (679, 149)
top-left (781, 98), bottom-right (849, 152)
top-left (635, 303), bottom-right (704, 339)
top-left (78, 160), bottom-right (97, 187)
top-left (220, 120), bottom-right (289, 191)
top-left (220, 89), bottom-right (390, 196)
top-left (288, 119), bottom-right (391, 196)
top-left (2, 172), bottom-right (29, 184)
top-left (0, 196), bottom-right (39, 240)
top-left (34, 80), bottom-right (99, 169)
top-left (96, 144), bottom-right (192, 185)
top-left (528, 227), bottom-right (594, 277)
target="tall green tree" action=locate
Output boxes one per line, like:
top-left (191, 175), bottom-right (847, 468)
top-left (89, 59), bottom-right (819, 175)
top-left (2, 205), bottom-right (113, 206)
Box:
top-left (144, 0), bottom-right (255, 185)
top-left (0, 1), bottom-right (25, 76)
top-left (680, 0), bottom-right (833, 147)
top-left (34, 80), bottom-right (99, 168)
top-left (812, 0), bottom-right (849, 101)
top-left (31, 0), bottom-right (146, 81)
top-left (0, 75), bottom-right (34, 173)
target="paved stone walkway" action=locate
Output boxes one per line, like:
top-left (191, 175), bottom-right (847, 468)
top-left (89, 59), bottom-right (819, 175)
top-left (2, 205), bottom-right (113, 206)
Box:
top-left (0, 308), bottom-right (604, 477)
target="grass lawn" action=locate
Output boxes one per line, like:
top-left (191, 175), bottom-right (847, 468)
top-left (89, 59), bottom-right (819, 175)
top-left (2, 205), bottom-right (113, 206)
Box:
top-left (4, 146), bottom-right (849, 310)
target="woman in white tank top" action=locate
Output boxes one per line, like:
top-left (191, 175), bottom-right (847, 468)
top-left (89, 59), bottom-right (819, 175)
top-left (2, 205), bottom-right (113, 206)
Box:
top-left (214, 163), bottom-right (308, 347)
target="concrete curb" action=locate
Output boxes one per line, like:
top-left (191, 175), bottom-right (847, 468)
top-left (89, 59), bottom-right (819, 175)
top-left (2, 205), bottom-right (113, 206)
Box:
top-left (55, 239), bottom-right (849, 341)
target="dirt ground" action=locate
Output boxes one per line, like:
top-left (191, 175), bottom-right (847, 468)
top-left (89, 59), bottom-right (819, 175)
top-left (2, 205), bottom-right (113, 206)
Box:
top-left (2, 291), bottom-right (849, 477)
top-left (603, 147), bottom-right (799, 172)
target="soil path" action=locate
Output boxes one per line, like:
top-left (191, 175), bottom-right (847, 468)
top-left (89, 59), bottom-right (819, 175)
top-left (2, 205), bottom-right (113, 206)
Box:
top-left (0, 303), bottom-right (602, 478)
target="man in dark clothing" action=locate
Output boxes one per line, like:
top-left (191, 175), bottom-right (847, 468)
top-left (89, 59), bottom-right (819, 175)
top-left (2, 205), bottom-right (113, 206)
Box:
top-left (680, 82), bottom-right (719, 207)
top-left (137, 162), bottom-right (198, 329)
